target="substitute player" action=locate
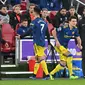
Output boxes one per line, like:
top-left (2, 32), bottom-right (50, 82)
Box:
top-left (50, 16), bottom-right (82, 80)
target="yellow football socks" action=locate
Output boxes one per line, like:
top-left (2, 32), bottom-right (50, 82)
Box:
top-left (67, 57), bottom-right (73, 76)
top-left (50, 64), bottom-right (63, 75)
top-left (34, 63), bottom-right (39, 75)
top-left (40, 60), bottom-right (49, 75)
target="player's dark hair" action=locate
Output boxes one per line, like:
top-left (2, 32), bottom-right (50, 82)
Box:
top-left (34, 6), bottom-right (41, 15)
top-left (0, 5), bottom-right (7, 10)
top-left (69, 6), bottom-right (75, 10)
top-left (29, 3), bottom-right (36, 7)
top-left (69, 16), bottom-right (77, 21)
top-left (21, 18), bottom-right (28, 23)
top-left (42, 8), bottom-right (48, 11)
top-left (59, 7), bottom-right (66, 11)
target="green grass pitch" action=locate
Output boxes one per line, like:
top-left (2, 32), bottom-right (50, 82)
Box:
top-left (0, 79), bottom-right (85, 85)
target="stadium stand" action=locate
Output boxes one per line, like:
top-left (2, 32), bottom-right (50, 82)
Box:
top-left (1, 24), bottom-right (15, 52)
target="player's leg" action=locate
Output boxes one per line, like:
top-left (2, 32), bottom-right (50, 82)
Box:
top-left (58, 46), bottom-right (79, 79)
top-left (67, 56), bottom-right (73, 77)
top-left (50, 47), bottom-right (66, 80)
top-left (34, 44), bottom-right (50, 79)
top-left (29, 45), bottom-right (40, 79)
top-left (30, 61), bottom-right (39, 79)
top-left (38, 58), bottom-right (50, 80)
top-left (40, 59), bottom-right (49, 76)
top-left (58, 46), bottom-right (71, 56)
top-left (50, 60), bottom-right (66, 80)
top-left (33, 57), bottom-right (40, 76)
top-left (67, 56), bottom-right (78, 79)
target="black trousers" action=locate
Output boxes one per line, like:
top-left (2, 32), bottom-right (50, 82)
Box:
top-left (82, 49), bottom-right (85, 76)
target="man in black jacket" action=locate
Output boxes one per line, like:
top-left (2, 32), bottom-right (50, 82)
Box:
top-left (52, 8), bottom-right (68, 28)
top-left (78, 8), bottom-right (85, 78)
top-left (9, 4), bottom-right (21, 30)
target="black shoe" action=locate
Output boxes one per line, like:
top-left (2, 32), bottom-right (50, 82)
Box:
top-left (29, 74), bottom-right (36, 80)
top-left (43, 75), bottom-right (50, 80)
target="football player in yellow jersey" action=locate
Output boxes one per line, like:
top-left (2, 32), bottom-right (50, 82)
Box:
top-left (50, 16), bottom-right (82, 80)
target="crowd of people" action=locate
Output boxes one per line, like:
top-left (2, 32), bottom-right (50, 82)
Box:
top-left (0, 2), bottom-right (85, 80)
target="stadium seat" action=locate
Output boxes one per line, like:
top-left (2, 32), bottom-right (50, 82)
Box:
top-left (49, 11), bottom-right (57, 20)
top-left (20, 0), bottom-right (27, 10)
top-left (48, 23), bottom-right (54, 35)
top-left (1, 24), bottom-right (15, 52)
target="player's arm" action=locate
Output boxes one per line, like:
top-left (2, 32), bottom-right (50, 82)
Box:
top-left (74, 28), bottom-right (82, 49)
top-left (20, 23), bottom-right (33, 38)
top-left (51, 28), bottom-right (61, 47)
top-left (76, 36), bottom-right (82, 49)
top-left (20, 27), bottom-right (32, 38)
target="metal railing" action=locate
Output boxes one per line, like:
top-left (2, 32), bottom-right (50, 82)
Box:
top-left (71, 0), bottom-right (85, 13)
top-left (76, 0), bottom-right (85, 13)
top-left (76, 0), bottom-right (85, 6)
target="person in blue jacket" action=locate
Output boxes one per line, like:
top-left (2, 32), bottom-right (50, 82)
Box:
top-left (17, 19), bottom-right (28, 36)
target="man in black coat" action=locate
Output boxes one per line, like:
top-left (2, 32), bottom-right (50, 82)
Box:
top-left (9, 4), bottom-right (21, 30)
top-left (52, 8), bottom-right (68, 28)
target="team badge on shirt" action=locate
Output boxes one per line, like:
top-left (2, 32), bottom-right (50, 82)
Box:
top-left (72, 32), bottom-right (75, 35)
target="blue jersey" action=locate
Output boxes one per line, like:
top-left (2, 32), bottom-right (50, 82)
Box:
top-left (17, 26), bottom-right (28, 36)
top-left (56, 25), bottom-right (80, 47)
top-left (23, 17), bottom-right (49, 47)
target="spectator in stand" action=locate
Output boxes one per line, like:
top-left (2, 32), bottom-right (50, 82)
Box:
top-left (22, 3), bottom-right (36, 26)
top-left (67, 6), bottom-right (78, 21)
top-left (0, 5), bottom-right (9, 46)
top-left (0, 5), bottom-right (9, 48)
top-left (0, 5), bottom-right (10, 49)
top-left (41, 8), bottom-right (54, 35)
top-left (28, 3), bottom-right (36, 21)
top-left (41, 8), bottom-right (49, 22)
top-left (17, 19), bottom-right (28, 36)
top-left (0, 5), bottom-right (9, 25)
top-left (9, 4), bottom-right (21, 30)
top-left (52, 8), bottom-right (68, 28)
top-left (78, 8), bottom-right (85, 78)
